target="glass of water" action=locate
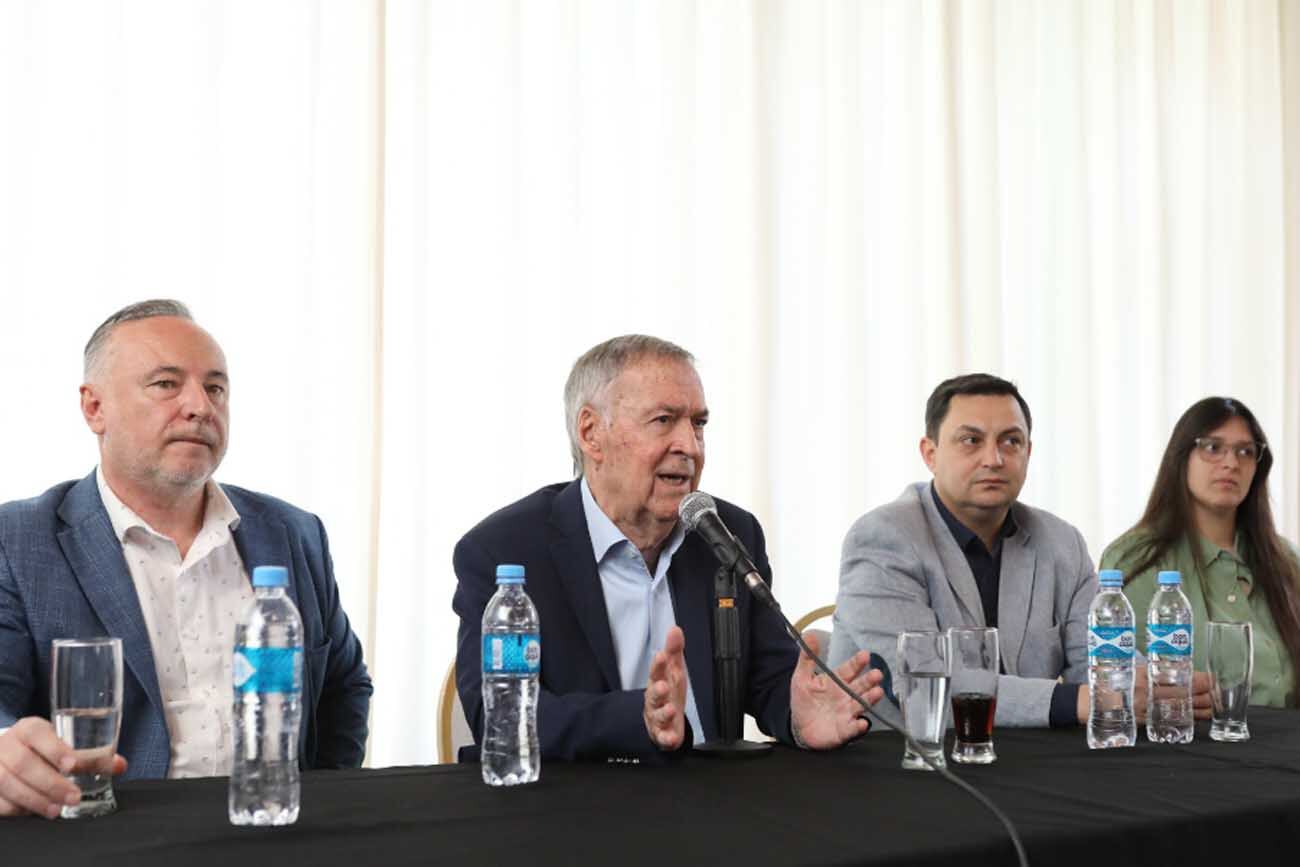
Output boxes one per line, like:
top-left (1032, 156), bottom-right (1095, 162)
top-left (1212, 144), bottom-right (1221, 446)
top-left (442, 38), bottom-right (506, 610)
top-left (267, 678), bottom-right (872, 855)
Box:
top-left (1207, 621), bottom-right (1253, 742)
top-left (897, 630), bottom-right (951, 771)
top-left (51, 638), bottom-right (123, 818)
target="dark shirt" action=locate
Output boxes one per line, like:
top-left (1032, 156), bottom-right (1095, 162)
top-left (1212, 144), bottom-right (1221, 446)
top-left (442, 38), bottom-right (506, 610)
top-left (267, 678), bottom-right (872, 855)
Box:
top-left (929, 484), bottom-right (1016, 629)
top-left (930, 483), bottom-right (1081, 728)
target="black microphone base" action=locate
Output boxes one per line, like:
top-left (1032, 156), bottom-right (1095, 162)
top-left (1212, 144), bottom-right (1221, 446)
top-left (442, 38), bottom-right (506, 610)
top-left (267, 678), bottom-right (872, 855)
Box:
top-left (693, 738), bottom-right (775, 759)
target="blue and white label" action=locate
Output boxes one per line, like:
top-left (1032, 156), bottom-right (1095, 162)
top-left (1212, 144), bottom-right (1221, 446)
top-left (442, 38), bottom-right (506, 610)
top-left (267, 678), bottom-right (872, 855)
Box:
top-left (233, 647), bottom-right (302, 694)
top-left (482, 633), bottom-right (540, 675)
top-left (1147, 623), bottom-right (1192, 656)
top-left (1088, 625), bottom-right (1135, 660)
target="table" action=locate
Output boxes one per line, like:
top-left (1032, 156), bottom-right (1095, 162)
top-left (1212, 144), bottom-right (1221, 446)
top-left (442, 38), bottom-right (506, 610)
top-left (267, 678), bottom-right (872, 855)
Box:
top-left (8, 709), bottom-right (1300, 867)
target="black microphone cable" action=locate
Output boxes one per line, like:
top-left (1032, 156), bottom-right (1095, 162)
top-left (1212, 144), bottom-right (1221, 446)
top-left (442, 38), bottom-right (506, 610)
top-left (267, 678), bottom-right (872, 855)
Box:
top-left (775, 614), bottom-right (1029, 867)
top-left (678, 494), bottom-right (1028, 866)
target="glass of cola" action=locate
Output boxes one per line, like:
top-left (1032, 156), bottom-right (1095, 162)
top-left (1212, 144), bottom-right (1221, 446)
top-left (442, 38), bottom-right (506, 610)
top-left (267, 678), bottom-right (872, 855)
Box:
top-left (947, 627), bottom-right (999, 765)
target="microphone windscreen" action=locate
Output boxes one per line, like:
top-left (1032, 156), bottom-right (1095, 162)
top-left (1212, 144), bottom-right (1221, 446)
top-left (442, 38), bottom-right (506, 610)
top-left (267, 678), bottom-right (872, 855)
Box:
top-left (677, 491), bottom-right (718, 531)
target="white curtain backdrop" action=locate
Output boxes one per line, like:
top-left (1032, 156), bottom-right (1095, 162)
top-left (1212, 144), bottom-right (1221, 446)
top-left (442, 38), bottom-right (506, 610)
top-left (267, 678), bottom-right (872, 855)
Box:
top-left (0, 0), bottom-right (382, 675)
top-left (1, 1), bottom-right (1297, 768)
top-left (372, 0), bottom-right (1300, 765)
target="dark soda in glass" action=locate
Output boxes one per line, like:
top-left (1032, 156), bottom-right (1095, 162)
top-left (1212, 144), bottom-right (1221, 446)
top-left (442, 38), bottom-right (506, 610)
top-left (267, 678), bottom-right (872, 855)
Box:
top-left (951, 692), bottom-right (996, 743)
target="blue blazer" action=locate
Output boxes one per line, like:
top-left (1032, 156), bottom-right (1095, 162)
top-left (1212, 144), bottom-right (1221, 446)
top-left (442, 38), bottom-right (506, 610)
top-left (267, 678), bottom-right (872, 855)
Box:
top-left (452, 480), bottom-right (799, 761)
top-left (0, 472), bottom-right (372, 778)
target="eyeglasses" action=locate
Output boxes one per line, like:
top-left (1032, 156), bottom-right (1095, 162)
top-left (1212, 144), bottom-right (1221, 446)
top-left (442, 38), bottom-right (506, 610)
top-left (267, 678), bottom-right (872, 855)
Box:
top-left (1193, 437), bottom-right (1266, 464)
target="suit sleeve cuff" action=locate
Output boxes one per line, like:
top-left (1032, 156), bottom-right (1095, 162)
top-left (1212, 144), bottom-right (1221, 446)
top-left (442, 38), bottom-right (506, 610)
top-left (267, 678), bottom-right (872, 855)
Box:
top-left (1049, 682), bottom-right (1083, 728)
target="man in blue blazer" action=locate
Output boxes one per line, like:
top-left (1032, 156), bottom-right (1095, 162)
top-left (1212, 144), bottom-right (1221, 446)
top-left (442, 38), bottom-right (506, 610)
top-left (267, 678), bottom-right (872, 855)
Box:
top-left (0, 300), bottom-right (371, 818)
top-left (453, 335), bottom-right (883, 761)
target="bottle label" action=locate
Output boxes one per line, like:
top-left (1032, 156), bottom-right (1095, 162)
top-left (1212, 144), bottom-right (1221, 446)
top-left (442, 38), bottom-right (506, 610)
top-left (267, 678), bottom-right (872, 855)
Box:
top-left (482, 633), bottom-right (541, 675)
top-left (1147, 623), bottom-right (1192, 656)
top-left (1088, 625), bottom-right (1135, 660)
top-left (233, 647), bottom-right (303, 694)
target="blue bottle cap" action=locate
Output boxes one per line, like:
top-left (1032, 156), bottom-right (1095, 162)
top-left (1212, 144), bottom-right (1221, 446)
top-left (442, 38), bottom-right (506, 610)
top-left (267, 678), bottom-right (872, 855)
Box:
top-left (1098, 569), bottom-right (1124, 588)
top-left (495, 564), bottom-right (526, 584)
top-left (1157, 570), bottom-right (1182, 586)
top-left (252, 565), bottom-right (289, 587)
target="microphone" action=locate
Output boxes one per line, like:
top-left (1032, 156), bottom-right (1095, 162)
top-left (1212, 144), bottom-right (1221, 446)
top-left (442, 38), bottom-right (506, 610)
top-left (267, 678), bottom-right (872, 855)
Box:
top-left (677, 491), bottom-right (780, 612)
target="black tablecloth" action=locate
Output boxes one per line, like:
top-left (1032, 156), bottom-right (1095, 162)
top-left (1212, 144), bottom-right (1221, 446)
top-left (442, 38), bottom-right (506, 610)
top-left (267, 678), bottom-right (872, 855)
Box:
top-left (8, 709), bottom-right (1300, 866)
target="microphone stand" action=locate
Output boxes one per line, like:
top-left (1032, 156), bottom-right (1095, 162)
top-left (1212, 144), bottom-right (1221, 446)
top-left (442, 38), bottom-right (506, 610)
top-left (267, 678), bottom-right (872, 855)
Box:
top-left (694, 564), bottom-right (773, 758)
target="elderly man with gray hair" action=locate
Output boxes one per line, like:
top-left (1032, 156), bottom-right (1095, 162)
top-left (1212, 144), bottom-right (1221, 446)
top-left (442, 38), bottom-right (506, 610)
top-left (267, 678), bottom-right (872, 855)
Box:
top-left (452, 334), bottom-right (883, 761)
top-left (0, 300), bottom-right (372, 818)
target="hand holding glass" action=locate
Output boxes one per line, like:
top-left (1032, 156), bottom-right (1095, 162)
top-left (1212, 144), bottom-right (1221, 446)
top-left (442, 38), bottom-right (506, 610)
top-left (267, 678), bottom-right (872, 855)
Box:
top-left (51, 638), bottom-right (123, 818)
top-left (948, 627), bottom-right (999, 764)
top-left (897, 631), bottom-right (951, 771)
top-left (1208, 621), bottom-right (1253, 742)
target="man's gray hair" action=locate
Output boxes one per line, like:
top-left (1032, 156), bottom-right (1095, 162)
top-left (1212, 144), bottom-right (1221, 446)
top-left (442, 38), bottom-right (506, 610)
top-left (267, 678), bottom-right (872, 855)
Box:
top-left (563, 334), bottom-right (695, 476)
top-left (84, 299), bottom-right (194, 381)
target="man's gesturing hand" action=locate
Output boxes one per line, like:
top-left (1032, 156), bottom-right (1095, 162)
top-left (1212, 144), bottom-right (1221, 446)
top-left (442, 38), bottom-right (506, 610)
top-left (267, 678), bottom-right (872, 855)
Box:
top-left (789, 632), bottom-right (884, 749)
top-left (643, 626), bottom-right (689, 751)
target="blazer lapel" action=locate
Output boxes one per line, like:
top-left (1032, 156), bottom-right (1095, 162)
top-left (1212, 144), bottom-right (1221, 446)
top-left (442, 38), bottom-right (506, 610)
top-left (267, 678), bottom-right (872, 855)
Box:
top-left (917, 488), bottom-right (986, 626)
top-left (56, 475), bottom-right (165, 719)
top-left (996, 522), bottom-right (1037, 676)
top-left (228, 498), bottom-right (294, 608)
top-left (548, 482), bottom-right (621, 691)
top-left (667, 541), bottom-right (716, 742)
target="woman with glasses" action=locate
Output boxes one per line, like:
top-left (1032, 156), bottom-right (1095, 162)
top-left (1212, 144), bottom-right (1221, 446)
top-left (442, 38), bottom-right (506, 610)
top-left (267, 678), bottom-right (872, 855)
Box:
top-left (1100, 396), bottom-right (1300, 707)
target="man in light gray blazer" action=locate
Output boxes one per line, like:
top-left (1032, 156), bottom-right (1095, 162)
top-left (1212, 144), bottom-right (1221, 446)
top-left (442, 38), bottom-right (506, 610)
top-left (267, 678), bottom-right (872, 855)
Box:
top-left (829, 374), bottom-right (1098, 729)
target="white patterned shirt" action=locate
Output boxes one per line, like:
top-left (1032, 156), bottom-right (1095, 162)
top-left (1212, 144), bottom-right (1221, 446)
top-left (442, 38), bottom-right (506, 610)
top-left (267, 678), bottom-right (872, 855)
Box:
top-left (96, 467), bottom-right (254, 778)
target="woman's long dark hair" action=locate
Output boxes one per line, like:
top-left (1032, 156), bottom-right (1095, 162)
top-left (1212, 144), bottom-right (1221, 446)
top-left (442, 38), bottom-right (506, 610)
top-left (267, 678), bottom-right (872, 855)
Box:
top-left (1126, 397), bottom-right (1300, 703)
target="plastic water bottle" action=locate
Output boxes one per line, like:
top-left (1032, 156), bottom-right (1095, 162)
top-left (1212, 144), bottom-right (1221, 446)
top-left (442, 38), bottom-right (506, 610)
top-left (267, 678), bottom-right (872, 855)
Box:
top-left (481, 564), bottom-right (541, 786)
top-left (1146, 570), bottom-right (1194, 744)
top-left (1087, 569), bottom-right (1136, 749)
top-left (230, 565), bottom-right (303, 825)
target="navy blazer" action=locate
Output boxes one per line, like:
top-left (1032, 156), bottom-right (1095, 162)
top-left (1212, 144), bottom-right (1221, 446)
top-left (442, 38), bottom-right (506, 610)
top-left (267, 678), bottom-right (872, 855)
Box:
top-left (452, 480), bottom-right (799, 761)
top-left (0, 472), bottom-right (373, 778)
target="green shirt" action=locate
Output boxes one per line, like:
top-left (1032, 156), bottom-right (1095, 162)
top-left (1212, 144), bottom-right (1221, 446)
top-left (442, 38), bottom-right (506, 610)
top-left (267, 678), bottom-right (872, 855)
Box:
top-left (1100, 528), bottom-right (1298, 708)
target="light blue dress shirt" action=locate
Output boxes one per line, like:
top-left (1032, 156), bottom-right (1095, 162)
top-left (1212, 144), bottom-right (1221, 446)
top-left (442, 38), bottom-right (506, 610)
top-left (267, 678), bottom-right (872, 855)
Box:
top-left (580, 477), bottom-right (705, 745)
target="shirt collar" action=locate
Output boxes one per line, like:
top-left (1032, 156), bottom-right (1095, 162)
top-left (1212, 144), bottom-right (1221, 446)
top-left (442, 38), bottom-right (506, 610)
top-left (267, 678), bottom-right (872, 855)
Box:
top-left (96, 465), bottom-right (241, 544)
top-left (580, 476), bottom-right (685, 565)
top-left (1197, 531), bottom-right (1248, 568)
top-left (930, 481), bottom-right (1017, 553)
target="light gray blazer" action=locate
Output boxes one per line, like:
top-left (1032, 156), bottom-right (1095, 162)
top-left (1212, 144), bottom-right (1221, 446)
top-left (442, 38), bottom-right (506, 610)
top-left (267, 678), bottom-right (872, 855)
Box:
top-left (828, 482), bottom-right (1096, 728)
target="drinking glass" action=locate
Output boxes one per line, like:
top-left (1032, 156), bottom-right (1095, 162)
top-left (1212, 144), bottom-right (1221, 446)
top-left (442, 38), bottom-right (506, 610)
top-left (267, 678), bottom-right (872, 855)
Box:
top-left (1207, 621), bottom-right (1253, 742)
top-left (897, 631), bottom-right (951, 771)
top-left (948, 627), bottom-right (999, 765)
top-left (51, 638), bottom-right (123, 818)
